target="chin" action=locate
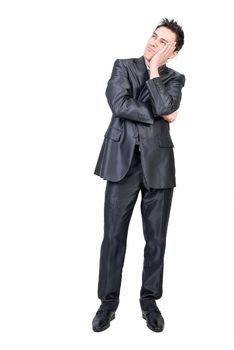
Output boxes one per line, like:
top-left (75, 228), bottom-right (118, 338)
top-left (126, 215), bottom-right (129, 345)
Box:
top-left (144, 51), bottom-right (151, 60)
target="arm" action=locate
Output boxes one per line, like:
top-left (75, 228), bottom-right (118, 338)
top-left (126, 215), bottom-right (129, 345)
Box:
top-left (105, 59), bottom-right (154, 125)
top-left (145, 74), bottom-right (186, 116)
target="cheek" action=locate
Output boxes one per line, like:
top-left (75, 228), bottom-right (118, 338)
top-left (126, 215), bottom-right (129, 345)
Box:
top-left (148, 38), bottom-right (154, 44)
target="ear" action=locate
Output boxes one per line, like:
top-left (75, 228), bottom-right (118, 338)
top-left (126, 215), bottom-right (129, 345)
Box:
top-left (169, 50), bottom-right (178, 59)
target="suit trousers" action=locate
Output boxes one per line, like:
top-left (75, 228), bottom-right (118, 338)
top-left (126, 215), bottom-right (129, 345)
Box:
top-left (97, 144), bottom-right (174, 312)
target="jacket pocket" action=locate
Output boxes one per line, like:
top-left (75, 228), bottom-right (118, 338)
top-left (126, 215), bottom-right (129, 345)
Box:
top-left (104, 127), bottom-right (122, 142)
top-left (159, 134), bottom-right (174, 148)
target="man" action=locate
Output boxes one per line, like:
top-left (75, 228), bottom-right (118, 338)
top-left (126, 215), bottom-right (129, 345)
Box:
top-left (92, 18), bottom-right (185, 332)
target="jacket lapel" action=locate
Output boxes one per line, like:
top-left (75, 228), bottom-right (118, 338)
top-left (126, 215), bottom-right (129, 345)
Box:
top-left (134, 55), bottom-right (151, 102)
top-left (134, 55), bottom-right (149, 88)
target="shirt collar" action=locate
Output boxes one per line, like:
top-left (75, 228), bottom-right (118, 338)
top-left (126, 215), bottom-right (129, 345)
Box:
top-left (144, 57), bottom-right (166, 73)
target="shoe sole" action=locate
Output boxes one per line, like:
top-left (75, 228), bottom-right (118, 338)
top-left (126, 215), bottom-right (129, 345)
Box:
top-left (92, 313), bottom-right (115, 332)
top-left (142, 314), bottom-right (164, 332)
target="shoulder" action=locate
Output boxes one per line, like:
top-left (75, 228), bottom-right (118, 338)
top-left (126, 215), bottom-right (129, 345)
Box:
top-left (112, 57), bottom-right (137, 68)
top-left (110, 57), bottom-right (136, 75)
top-left (115, 57), bottom-right (136, 64)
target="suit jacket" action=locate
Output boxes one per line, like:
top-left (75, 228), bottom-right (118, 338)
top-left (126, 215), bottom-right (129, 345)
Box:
top-left (94, 55), bottom-right (185, 189)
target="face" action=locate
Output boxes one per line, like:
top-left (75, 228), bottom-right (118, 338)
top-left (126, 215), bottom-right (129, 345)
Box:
top-left (144, 26), bottom-right (178, 61)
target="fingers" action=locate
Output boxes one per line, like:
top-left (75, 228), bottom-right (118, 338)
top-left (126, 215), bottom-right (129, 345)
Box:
top-left (163, 42), bottom-right (176, 57)
top-left (170, 110), bottom-right (178, 118)
top-left (151, 41), bottom-right (176, 67)
top-left (163, 111), bottom-right (177, 118)
top-left (162, 116), bottom-right (175, 123)
top-left (158, 41), bottom-right (176, 58)
top-left (162, 115), bottom-right (171, 122)
top-left (162, 110), bottom-right (178, 122)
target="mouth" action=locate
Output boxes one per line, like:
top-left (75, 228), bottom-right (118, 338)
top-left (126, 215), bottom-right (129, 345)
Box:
top-left (147, 46), bottom-right (155, 53)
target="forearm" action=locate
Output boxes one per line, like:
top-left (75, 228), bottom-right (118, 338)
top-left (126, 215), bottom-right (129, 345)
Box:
top-left (145, 74), bottom-right (185, 116)
top-left (105, 60), bottom-right (155, 125)
top-left (112, 98), bottom-right (154, 125)
top-left (149, 68), bottom-right (179, 122)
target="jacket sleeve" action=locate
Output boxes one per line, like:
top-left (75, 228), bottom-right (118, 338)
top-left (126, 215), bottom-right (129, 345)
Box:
top-left (105, 59), bottom-right (154, 125)
top-left (145, 73), bottom-right (185, 116)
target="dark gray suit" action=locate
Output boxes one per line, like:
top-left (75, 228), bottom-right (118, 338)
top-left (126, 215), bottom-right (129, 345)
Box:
top-left (94, 55), bottom-right (186, 312)
top-left (94, 55), bottom-right (185, 189)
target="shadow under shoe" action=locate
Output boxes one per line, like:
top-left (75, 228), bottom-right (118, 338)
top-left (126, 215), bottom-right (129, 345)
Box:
top-left (92, 308), bottom-right (116, 332)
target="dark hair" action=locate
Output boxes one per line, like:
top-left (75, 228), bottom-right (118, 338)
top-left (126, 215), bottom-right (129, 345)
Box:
top-left (156, 18), bottom-right (184, 52)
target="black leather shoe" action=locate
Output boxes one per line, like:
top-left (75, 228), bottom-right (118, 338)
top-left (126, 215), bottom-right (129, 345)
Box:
top-left (92, 308), bottom-right (116, 332)
top-left (142, 306), bottom-right (164, 332)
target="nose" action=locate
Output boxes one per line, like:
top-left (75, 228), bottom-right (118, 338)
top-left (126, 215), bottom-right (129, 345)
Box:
top-left (152, 37), bottom-right (160, 47)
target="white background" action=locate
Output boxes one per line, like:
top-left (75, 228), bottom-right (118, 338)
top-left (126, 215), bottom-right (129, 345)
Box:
top-left (0, 0), bottom-right (234, 349)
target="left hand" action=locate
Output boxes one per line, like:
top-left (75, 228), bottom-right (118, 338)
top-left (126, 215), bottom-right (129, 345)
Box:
top-left (162, 110), bottom-right (178, 123)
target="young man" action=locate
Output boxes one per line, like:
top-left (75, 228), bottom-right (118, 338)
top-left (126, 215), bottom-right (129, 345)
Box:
top-left (92, 18), bottom-right (185, 332)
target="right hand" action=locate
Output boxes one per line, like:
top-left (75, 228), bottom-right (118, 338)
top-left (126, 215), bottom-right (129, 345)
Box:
top-left (150, 42), bottom-right (176, 69)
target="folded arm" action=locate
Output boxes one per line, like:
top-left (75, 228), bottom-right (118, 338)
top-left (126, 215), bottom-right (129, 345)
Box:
top-left (105, 59), bottom-right (154, 125)
top-left (145, 74), bottom-right (185, 116)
